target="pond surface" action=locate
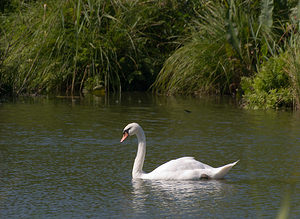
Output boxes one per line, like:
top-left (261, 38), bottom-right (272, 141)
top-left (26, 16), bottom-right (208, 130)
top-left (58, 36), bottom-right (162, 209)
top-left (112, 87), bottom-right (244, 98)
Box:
top-left (0, 93), bottom-right (299, 218)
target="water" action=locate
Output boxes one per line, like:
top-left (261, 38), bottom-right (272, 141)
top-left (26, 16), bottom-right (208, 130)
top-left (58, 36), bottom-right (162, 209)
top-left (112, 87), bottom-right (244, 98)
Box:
top-left (0, 93), bottom-right (299, 218)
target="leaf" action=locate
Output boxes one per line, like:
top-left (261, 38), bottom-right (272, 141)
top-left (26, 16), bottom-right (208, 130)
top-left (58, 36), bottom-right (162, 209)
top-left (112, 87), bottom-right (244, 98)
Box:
top-left (225, 0), bottom-right (241, 57)
top-left (297, 0), bottom-right (300, 31)
top-left (259, 0), bottom-right (274, 34)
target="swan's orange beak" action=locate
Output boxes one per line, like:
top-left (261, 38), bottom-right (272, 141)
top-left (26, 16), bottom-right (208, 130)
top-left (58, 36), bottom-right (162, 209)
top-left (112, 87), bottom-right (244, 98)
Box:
top-left (120, 132), bottom-right (128, 142)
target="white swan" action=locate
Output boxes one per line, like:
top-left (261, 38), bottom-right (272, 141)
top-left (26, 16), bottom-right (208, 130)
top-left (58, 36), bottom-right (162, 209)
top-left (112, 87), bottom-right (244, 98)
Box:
top-left (120, 123), bottom-right (239, 180)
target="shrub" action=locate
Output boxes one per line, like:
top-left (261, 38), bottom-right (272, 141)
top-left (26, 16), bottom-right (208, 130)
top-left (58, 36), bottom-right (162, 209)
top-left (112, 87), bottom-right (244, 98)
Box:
top-left (241, 52), bottom-right (294, 109)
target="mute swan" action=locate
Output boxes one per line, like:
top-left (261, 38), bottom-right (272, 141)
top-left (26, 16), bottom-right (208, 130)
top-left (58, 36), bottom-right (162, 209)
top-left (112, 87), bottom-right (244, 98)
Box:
top-left (120, 123), bottom-right (239, 180)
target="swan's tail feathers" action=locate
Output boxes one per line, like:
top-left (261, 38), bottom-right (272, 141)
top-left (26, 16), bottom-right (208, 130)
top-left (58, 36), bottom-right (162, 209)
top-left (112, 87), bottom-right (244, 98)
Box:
top-left (212, 160), bottom-right (239, 179)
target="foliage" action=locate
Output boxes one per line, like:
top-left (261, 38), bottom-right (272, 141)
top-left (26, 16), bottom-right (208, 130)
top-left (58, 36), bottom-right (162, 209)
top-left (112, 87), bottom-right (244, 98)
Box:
top-left (241, 0), bottom-right (300, 110)
top-left (259, 0), bottom-right (274, 34)
top-left (152, 0), bottom-right (300, 111)
top-left (281, 34), bottom-right (300, 109)
top-left (152, 0), bottom-right (281, 95)
top-left (0, 0), bottom-right (197, 95)
top-left (241, 53), bottom-right (294, 109)
top-left (1, 0), bottom-right (300, 111)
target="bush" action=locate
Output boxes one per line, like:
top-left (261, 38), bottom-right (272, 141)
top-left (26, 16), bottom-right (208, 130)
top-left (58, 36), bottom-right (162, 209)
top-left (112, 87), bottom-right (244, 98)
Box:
top-left (241, 53), bottom-right (294, 109)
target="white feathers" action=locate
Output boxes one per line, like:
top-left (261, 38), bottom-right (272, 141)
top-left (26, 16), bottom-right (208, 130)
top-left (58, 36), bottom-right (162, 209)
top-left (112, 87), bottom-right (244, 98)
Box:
top-left (121, 123), bottom-right (238, 180)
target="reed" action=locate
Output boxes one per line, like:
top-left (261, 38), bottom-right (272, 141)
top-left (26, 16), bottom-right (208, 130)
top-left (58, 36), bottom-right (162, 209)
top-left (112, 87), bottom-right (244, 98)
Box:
top-left (283, 34), bottom-right (300, 109)
top-left (152, 0), bottom-right (278, 95)
top-left (153, 2), bottom-right (233, 95)
top-left (0, 0), bottom-right (196, 95)
top-left (241, 0), bottom-right (300, 109)
top-left (1, 0), bottom-right (300, 111)
top-left (152, 0), bottom-right (300, 98)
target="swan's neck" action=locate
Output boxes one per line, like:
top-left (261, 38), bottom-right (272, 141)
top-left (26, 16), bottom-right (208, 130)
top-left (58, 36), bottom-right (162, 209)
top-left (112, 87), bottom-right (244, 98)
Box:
top-left (132, 129), bottom-right (146, 178)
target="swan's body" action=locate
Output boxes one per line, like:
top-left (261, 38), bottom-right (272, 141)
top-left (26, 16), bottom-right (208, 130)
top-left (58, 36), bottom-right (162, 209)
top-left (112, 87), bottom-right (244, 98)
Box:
top-left (120, 123), bottom-right (238, 180)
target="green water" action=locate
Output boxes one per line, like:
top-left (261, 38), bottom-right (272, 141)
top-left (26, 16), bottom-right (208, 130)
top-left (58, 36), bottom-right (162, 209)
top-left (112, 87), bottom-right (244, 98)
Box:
top-left (0, 93), bottom-right (299, 218)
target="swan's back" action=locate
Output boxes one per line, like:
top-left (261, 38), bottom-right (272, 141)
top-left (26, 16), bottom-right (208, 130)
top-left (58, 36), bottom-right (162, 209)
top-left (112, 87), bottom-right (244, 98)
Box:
top-left (151, 157), bottom-right (213, 172)
top-left (142, 157), bottom-right (238, 180)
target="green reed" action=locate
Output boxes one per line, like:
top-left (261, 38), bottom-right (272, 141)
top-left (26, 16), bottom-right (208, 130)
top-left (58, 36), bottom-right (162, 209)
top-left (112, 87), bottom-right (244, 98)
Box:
top-left (241, 1), bottom-right (300, 109)
top-left (1, 0), bottom-right (300, 110)
top-left (152, 0), bottom-right (279, 95)
top-left (0, 0), bottom-right (196, 95)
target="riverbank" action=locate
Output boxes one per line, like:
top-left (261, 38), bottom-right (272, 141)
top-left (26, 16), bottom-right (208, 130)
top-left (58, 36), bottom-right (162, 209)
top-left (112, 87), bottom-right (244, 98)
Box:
top-left (1, 0), bottom-right (300, 109)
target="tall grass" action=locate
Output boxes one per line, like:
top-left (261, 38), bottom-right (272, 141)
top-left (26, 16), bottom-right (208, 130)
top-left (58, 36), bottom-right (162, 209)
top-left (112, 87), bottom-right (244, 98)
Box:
top-left (279, 33), bottom-right (300, 110)
top-left (153, 2), bottom-right (237, 95)
top-left (1, 0), bottom-right (300, 110)
top-left (0, 0), bottom-right (197, 95)
top-left (241, 0), bottom-right (300, 109)
top-left (152, 0), bottom-right (285, 96)
top-left (283, 1), bottom-right (300, 109)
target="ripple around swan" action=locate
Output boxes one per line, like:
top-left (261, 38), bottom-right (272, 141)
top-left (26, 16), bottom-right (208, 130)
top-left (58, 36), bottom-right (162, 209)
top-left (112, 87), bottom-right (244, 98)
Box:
top-left (1, 94), bottom-right (300, 218)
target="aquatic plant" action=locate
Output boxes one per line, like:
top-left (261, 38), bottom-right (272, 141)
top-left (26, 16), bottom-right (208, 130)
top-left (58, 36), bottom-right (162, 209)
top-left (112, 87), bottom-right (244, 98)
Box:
top-left (152, 0), bottom-right (276, 95)
top-left (152, 0), bottom-right (300, 97)
top-left (285, 35), bottom-right (300, 109)
top-left (0, 0), bottom-right (196, 95)
top-left (241, 0), bottom-right (300, 109)
top-left (1, 0), bottom-right (300, 111)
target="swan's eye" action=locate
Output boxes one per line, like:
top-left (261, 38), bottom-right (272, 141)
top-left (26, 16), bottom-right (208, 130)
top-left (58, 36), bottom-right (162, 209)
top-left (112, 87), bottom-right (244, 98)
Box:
top-left (123, 127), bottom-right (131, 134)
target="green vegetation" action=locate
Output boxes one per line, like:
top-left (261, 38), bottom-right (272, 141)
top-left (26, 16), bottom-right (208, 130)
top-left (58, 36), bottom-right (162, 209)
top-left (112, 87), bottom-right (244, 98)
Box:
top-left (241, 2), bottom-right (300, 110)
top-left (0, 0), bottom-right (196, 95)
top-left (1, 0), bottom-right (300, 110)
top-left (153, 1), bottom-right (248, 95)
top-left (241, 52), bottom-right (294, 110)
top-left (153, 0), bottom-right (300, 109)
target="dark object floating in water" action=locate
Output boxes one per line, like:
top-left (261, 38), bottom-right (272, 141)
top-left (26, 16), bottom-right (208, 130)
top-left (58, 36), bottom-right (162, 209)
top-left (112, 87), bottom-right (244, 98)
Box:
top-left (184, 109), bottom-right (192, 113)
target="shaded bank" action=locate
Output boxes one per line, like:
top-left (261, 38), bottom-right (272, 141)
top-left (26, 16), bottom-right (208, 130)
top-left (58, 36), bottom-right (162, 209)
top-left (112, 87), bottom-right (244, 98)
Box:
top-left (1, 0), bottom-right (300, 110)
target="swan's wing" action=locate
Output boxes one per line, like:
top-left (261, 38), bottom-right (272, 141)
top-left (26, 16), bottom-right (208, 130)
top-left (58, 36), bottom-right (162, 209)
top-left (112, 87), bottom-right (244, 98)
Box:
top-left (143, 158), bottom-right (238, 180)
top-left (150, 157), bottom-right (213, 174)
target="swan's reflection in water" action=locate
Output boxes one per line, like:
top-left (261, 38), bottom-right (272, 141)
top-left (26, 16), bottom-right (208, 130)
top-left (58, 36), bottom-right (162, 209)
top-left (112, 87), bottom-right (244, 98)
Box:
top-left (131, 179), bottom-right (234, 216)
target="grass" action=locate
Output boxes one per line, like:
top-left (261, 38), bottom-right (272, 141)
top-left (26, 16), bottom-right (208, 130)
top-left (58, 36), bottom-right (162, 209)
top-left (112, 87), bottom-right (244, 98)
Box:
top-left (152, 0), bottom-right (300, 110)
top-left (241, 1), bottom-right (300, 110)
top-left (152, 0), bottom-right (279, 96)
top-left (0, 0), bottom-right (197, 95)
top-left (153, 2), bottom-right (238, 95)
top-left (1, 0), bottom-right (300, 110)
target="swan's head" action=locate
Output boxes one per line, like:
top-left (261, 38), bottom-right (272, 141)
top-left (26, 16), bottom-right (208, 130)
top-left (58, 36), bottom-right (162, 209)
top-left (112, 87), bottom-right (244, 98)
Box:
top-left (120, 123), bottom-right (141, 142)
